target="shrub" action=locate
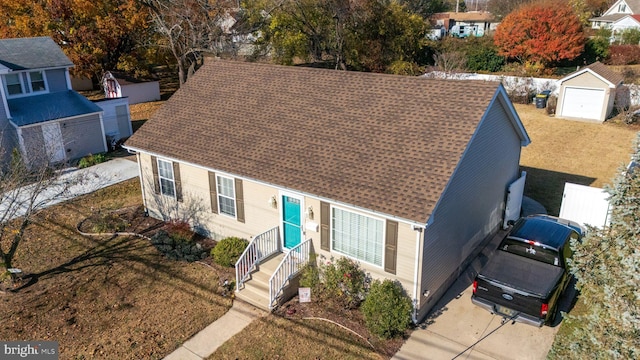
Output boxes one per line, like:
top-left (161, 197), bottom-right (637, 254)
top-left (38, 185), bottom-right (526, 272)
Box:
top-left (361, 279), bottom-right (413, 339)
top-left (78, 153), bottom-right (107, 169)
top-left (211, 237), bottom-right (248, 267)
top-left (150, 230), bottom-right (207, 262)
top-left (166, 220), bottom-right (193, 243)
top-left (546, 96), bottom-right (557, 115)
top-left (299, 253), bottom-right (320, 290)
top-left (606, 45), bottom-right (640, 65)
top-left (320, 257), bottom-right (370, 309)
top-left (92, 212), bottom-right (127, 233)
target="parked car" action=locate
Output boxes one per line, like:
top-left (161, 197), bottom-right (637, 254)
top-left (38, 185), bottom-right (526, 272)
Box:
top-left (471, 215), bottom-right (585, 327)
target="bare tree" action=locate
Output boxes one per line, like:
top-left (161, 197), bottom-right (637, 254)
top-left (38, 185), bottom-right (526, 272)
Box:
top-left (432, 51), bottom-right (467, 77)
top-left (0, 134), bottom-right (85, 287)
top-left (142, 0), bottom-right (238, 85)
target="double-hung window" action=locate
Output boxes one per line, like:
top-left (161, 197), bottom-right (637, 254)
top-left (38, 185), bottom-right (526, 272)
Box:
top-left (216, 175), bottom-right (236, 217)
top-left (157, 159), bottom-right (176, 197)
top-left (29, 71), bottom-right (46, 92)
top-left (5, 73), bottom-right (23, 95)
top-left (331, 207), bottom-right (383, 266)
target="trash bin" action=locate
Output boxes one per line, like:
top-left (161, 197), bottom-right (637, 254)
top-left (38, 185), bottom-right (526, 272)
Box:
top-left (535, 90), bottom-right (551, 109)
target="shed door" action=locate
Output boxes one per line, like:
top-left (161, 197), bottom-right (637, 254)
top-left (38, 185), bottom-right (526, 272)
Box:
top-left (41, 122), bottom-right (66, 163)
top-left (560, 87), bottom-right (605, 120)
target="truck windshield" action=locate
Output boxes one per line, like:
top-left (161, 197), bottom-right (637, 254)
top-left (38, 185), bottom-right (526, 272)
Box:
top-left (499, 237), bottom-right (561, 267)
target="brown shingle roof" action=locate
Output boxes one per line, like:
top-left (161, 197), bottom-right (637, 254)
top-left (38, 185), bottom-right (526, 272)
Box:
top-left (126, 60), bottom-right (504, 223)
top-left (584, 61), bottom-right (624, 85)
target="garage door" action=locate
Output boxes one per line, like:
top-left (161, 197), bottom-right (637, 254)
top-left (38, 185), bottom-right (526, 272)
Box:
top-left (560, 87), bottom-right (605, 120)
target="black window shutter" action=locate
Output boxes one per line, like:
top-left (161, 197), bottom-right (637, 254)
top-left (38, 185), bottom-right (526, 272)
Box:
top-left (235, 178), bottom-right (245, 223)
top-left (172, 162), bottom-right (183, 202)
top-left (151, 155), bottom-right (160, 194)
top-left (384, 220), bottom-right (398, 274)
top-left (320, 201), bottom-right (330, 251)
top-left (208, 172), bottom-right (218, 214)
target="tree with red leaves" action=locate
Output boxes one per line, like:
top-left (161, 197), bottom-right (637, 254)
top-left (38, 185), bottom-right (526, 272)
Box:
top-left (493, 2), bottom-right (586, 67)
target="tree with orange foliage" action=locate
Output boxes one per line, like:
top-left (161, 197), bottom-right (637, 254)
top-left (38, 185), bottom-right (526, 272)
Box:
top-left (493, 2), bottom-right (586, 67)
top-left (0, 0), bottom-right (151, 79)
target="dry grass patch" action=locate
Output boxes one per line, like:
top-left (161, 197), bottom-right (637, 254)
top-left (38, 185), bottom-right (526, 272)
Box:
top-left (0, 179), bottom-right (232, 359)
top-left (515, 104), bottom-right (638, 214)
top-left (211, 315), bottom-right (385, 360)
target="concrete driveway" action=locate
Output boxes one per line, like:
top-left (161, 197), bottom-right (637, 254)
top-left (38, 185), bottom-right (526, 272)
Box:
top-left (393, 229), bottom-right (574, 360)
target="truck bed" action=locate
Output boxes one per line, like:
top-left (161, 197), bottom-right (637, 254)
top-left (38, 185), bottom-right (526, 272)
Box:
top-left (478, 250), bottom-right (563, 298)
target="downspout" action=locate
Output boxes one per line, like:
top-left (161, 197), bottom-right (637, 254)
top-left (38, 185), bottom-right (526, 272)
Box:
top-left (412, 224), bottom-right (424, 323)
top-left (136, 152), bottom-right (149, 216)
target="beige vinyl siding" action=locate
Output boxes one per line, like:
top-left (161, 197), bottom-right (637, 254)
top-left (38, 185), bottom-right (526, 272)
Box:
top-left (561, 72), bottom-right (609, 88)
top-left (307, 197), bottom-right (417, 299)
top-left (416, 98), bottom-right (522, 321)
top-left (140, 153), bottom-right (280, 240)
top-left (138, 152), bottom-right (418, 296)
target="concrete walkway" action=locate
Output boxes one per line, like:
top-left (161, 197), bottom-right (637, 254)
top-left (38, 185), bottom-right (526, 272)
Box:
top-left (164, 300), bottom-right (265, 360)
top-left (2, 157), bottom-right (139, 221)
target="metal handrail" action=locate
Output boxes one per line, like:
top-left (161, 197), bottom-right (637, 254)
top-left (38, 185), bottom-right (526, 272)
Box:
top-left (268, 239), bottom-right (311, 310)
top-left (235, 226), bottom-right (280, 291)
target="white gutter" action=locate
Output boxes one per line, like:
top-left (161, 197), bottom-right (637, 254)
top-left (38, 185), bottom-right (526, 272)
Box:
top-left (135, 152), bottom-right (149, 214)
top-left (412, 225), bottom-right (424, 323)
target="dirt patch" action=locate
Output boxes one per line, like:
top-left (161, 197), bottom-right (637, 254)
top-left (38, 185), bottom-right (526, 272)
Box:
top-left (0, 180), bottom-right (233, 359)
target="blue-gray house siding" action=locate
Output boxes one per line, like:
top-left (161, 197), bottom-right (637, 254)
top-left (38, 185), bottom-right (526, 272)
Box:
top-left (45, 68), bottom-right (69, 93)
top-left (417, 91), bottom-right (524, 319)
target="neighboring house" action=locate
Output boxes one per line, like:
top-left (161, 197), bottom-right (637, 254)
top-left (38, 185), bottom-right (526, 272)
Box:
top-left (124, 60), bottom-right (530, 321)
top-left (556, 62), bottom-right (624, 123)
top-left (0, 37), bottom-right (110, 166)
top-left (103, 71), bottom-right (161, 105)
top-left (431, 11), bottom-right (498, 37)
top-left (590, 0), bottom-right (640, 30)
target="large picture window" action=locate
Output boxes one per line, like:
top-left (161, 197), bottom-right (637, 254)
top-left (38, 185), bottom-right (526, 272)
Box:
top-left (157, 159), bottom-right (176, 197)
top-left (332, 207), bottom-right (383, 266)
top-left (217, 175), bottom-right (236, 217)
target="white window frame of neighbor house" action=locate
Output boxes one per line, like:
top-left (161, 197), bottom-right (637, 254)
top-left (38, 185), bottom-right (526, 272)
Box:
top-left (331, 206), bottom-right (384, 267)
top-left (216, 175), bottom-right (236, 218)
top-left (157, 159), bottom-right (176, 198)
top-left (3, 71), bottom-right (48, 97)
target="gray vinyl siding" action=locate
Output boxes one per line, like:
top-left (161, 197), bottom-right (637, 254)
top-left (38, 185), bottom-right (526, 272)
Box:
top-left (45, 68), bottom-right (69, 92)
top-left (0, 95), bottom-right (8, 121)
top-left (0, 121), bottom-right (17, 166)
top-left (60, 113), bottom-right (105, 159)
top-left (20, 124), bottom-right (47, 165)
top-left (116, 105), bottom-right (132, 138)
top-left (417, 98), bottom-right (523, 320)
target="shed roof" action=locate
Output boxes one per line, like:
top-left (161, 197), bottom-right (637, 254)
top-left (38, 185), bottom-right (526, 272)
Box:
top-left (9, 91), bottom-right (102, 126)
top-left (0, 37), bottom-right (73, 70)
top-left (560, 61), bottom-right (624, 87)
top-left (126, 60), bottom-right (527, 223)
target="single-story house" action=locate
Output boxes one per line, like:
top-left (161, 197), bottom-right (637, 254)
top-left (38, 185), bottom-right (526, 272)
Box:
top-left (124, 60), bottom-right (530, 321)
top-left (103, 71), bottom-right (160, 105)
top-left (556, 62), bottom-right (624, 123)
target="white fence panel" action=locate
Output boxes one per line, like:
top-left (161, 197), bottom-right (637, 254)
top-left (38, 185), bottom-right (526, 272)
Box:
top-left (559, 183), bottom-right (610, 228)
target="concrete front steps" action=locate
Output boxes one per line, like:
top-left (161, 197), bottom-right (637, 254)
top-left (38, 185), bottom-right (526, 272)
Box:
top-left (235, 253), bottom-right (284, 311)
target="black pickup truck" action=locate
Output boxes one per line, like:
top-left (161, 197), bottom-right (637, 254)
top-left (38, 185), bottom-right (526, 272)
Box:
top-left (471, 215), bottom-right (585, 327)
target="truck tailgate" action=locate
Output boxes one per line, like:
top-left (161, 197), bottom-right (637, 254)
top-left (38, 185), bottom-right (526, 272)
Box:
top-left (478, 251), bottom-right (563, 298)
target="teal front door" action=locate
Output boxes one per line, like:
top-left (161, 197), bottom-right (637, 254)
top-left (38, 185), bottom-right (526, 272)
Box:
top-left (282, 195), bottom-right (302, 249)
